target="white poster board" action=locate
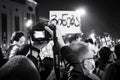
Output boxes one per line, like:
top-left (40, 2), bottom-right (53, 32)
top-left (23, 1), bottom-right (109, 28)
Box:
top-left (49, 11), bottom-right (81, 35)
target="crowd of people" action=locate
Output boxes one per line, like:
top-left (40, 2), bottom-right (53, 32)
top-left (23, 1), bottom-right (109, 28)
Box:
top-left (0, 22), bottom-right (120, 80)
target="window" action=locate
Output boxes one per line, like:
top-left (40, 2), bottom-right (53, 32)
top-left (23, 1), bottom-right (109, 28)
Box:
top-left (15, 16), bottom-right (20, 31)
top-left (28, 6), bottom-right (33, 12)
top-left (26, 13), bottom-right (31, 19)
top-left (1, 13), bottom-right (7, 41)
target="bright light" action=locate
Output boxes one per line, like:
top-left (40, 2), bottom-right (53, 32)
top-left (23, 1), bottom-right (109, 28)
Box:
top-left (76, 8), bottom-right (86, 16)
top-left (27, 0), bottom-right (37, 4)
top-left (34, 31), bottom-right (45, 38)
top-left (89, 33), bottom-right (96, 42)
top-left (90, 33), bottom-right (95, 38)
top-left (25, 19), bottom-right (33, 28)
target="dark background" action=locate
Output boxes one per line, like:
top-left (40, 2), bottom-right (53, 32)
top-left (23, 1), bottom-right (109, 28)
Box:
top-left (13, 0), bottom-right (120, 38)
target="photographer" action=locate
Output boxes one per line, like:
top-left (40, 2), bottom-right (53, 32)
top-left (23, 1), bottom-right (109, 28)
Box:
top-left (45, 25), bottom-right (100, 80)
top-left (8, 31), bottom-right (26, 59)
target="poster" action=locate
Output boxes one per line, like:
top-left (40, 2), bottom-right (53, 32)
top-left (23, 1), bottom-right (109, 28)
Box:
top-left (49, 11), bottom-right (81, 35)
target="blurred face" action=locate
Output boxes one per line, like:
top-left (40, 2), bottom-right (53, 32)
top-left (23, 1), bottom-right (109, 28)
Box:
top-left (70, 42), bottom-right (95, 74)
top-left (18, 36), bottom-right (25, 46)
top-left (77, 45), bottom-right (94, 62)
top-left (83, 48), bottom-right (94, 59)
top-left (80, 48), bottom-right (95, 74)
top-left (70, 42), bottom-right (94, 63)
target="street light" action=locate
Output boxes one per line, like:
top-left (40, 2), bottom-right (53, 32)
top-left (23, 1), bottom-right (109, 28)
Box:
top-left (25, 19), bottom-right (33, 28)
top-left (25, 19), bottom-right (33, 52)
top-left (76, 8), bottom-right (86, 37)
top-left (27, 0), bottom-right (37, 4)
top-left (76, 8), bottom-right (86, 16)
top-left (89, 33), bottom-right (96, 43)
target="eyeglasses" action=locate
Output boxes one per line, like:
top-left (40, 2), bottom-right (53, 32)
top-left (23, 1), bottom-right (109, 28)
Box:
top-left (83, 58), bottom-right (95, 62)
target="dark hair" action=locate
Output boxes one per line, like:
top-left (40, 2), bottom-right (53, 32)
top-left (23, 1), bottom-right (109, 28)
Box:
top-left (114, 44), bottom-right (120, 59)
top-left (99, 47), bottom-right (112, 61)
top-left (0, 55), bottom-right (40, 80)
top-left (84, 38), bottom-right (94, 44)
top-left (10, 31), bottom-right (24, 43)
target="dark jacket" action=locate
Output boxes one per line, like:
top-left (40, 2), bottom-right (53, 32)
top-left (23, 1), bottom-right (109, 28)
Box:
top-left (8, 44), bottom-right (34, 58)
top-left (61, 46), bottom-right (92, 80)
top-left (104, 60), bottom-right (120, 80)
top-left (0, 48), bottom-right (7, 68)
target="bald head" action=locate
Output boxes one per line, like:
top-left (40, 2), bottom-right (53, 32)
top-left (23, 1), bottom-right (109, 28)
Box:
top-left (69, 41), bottom-right (93, 62)
top-left (0, 55), bottom-right (40, 80)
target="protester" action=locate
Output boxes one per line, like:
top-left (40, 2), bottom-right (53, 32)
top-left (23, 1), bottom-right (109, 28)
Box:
top-left (0, 55), bottom-right (40, 80)
top-left (104, 60), bottom-right (120, 80)
top-left (40, 57), bottom-right (54, 80)
top-left (45, 25), bottom-right (100, 80)
top-left (8, 31), bottom-right (26, 58)
top-left (95, 47), bottom-right (113, 80)
top-left (61, 41), bottom-right (100, 80)
top-left (104, 44), bottom-right (120, 80)
top-left (2, 21), bottom-right (119, 80)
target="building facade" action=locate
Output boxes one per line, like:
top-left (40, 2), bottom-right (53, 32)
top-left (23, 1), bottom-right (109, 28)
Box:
top-left (0, 0), bottom-right (37, 48)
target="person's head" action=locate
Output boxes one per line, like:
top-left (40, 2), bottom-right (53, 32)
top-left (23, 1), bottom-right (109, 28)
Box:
top-left (99, 46), bottom-right (112, 62)
top-left (11, 31), bottom-right (25, 46)
top-left (69, 41), bottom-right (95, 73)
top-left (0, 55), bottom-right (40, 80)
top-left (69, 41), bottom-right (94, 62)
top-left (114, 44), bottom-right (120, 60)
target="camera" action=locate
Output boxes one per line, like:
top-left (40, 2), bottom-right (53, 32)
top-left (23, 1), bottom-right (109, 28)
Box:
top-left (30, 21), bottom-right (55, 42)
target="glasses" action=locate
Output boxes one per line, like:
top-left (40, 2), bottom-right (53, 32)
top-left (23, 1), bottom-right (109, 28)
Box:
top-left (83, 58), bottom-right (95, 61)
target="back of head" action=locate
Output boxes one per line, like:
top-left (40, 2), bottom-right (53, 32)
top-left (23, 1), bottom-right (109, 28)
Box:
top-left (0, 55), bottom-right (40, 80)
top-left (69, 41), bottom-right (90, 61)
top-left (114, 44), bottom-right (120, 59)
top-left (99, 47), bottom-right (112, 62)
top-left (69, 41), bottom-right (96, 75)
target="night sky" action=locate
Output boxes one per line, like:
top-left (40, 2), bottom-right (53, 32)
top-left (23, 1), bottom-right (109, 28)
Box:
top-left (13, 0), bottom-right (120, 38)
top-left (35, 0), bottom-right (120, 38)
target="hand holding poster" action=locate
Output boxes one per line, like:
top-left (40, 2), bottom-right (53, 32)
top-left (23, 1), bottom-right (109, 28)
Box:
top-left (49, 11), bottom-right (81, 35)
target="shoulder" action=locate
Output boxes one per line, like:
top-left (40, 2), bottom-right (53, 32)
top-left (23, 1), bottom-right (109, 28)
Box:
top-left (108, 61), bottom-right (120, 70)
